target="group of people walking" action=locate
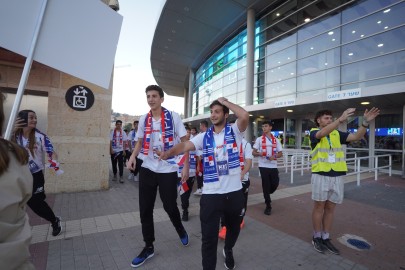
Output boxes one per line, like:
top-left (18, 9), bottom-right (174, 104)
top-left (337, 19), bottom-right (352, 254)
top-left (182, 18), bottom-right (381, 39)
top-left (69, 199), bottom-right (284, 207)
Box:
top-left (0, 83), bottom-right (380, 270)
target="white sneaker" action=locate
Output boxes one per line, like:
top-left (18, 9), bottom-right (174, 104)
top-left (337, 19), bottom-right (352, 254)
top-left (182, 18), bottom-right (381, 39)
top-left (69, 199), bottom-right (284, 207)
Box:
top-left (194, 188), bottom-right (202, 196)
top-left (128, 173), bottom-right (134, 180)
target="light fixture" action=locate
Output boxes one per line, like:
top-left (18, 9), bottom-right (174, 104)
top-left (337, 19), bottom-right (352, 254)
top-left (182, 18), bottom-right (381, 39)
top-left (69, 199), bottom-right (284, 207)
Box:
top-left (360, 34), bottom-right (364, 37)
top-left (249, 114), bottom-right (253, 117)
top-left (377, 20), bottom-right (382, 24)
top-left (352, 30), bottom-right (356, 34)
top-left (287, 109), bottom-right (293, 112)
top-left (378, 43), bottom-right (384, 47)
top-left (383, 9), bottom-right (390, 13)
top-left (348, 53), bottom-right (354, 56)
top-left (328, 31), bottom-right (334, 35)
top-left (361, 101), bottom-right (370, 105)
top-left (304, 18), bottom-right (310, 22)
top-left (276, 13), bottom-right (280, 16)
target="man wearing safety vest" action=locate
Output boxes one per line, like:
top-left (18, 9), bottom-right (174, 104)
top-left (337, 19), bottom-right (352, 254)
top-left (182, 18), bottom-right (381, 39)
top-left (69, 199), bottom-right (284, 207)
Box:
top-left (310, 107), bottom-right (380, 255)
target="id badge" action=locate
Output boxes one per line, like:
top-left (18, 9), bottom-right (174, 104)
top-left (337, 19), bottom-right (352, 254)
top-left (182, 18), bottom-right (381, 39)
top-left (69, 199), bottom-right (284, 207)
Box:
top-left (28, 160), bottom-right (40, 173)
top-left (217, 160), bottom-right (229, 176)
top-left (328, 153), bottom-right (336, 163)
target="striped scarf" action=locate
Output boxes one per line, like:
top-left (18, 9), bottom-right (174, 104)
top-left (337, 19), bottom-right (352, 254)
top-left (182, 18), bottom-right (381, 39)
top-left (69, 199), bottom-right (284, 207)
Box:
top-left (203, 124), bottom-right (240, 184)
top-left (141, 107), bottom-right (174, 154)
top-left (112, 129), bottom-right (123, 148)
top-left (261, 134), bottom-right (277, 158)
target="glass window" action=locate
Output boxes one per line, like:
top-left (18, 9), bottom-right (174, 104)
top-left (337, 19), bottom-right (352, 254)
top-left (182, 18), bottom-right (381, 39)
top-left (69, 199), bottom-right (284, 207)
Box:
top-left (341, 51), bottom-right (405, 84)
top-left (267, 33), bottom-right (297, 55)
top-left (342, 0), bottom-right (401, 23)
top-left (265, 78), bottom-right (296, 98)
top-left (297, 67), bottom-right (340, 92)
top-left (266, 45), bottom-right (296, 70)
top-left (342, 26), bottom-right (405, 64)
top-left (298, 48), bottom-right (340, 75)
top-left (298, 14), bottom-right (340, 42)
top-left (266, 62), bottom-right (296, 84)
top-left (342, 3), bottom-right (405, 43)
top-left (298, 30), bottom-right (340, 59)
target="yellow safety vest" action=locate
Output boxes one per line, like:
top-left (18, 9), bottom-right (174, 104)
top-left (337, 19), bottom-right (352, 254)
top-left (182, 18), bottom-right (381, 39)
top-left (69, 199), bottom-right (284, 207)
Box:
top-left (310, 128), bottom-right (347, 172)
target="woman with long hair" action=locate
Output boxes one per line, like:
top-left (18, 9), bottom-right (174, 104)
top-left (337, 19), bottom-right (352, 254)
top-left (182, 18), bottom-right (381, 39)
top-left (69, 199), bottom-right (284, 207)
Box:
top-left (0, 92), bottom-right (35, 270)
top-left (13, 109), bottom-right (62, 237)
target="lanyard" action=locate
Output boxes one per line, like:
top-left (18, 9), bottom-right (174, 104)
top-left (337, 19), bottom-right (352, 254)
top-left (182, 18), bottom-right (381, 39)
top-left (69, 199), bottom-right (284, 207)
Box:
top-left (326, 135), bottom-right (332, 150)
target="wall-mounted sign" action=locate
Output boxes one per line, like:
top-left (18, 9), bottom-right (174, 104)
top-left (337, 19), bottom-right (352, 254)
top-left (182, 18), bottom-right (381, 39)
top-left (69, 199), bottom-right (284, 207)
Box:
top-left (274, 98), bottom-right (296, 108)
top-left (327, 88), bottom-right (361, 101)
top-left (65, 85), bottom-right (94, 111)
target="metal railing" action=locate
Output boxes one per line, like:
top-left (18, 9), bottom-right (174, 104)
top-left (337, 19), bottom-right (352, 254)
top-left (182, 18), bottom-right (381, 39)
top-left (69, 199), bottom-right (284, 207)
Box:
top-left (253, 149), bottom-right (392, 186)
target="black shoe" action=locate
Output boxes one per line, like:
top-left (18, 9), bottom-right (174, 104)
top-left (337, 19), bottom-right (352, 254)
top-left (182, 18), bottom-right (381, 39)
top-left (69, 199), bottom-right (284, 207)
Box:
top-left (312, 237), bottom-right (326, 253)
top-left (51, 216), bottom-right (62, 237)
top-left (264, 206), bottom-right (272, 215)
top-left (223, 248), bottom-right (235, 269)
top-left (182, 210), bottom-right (189, 221)
top-left (131, 246), bottom-right (154, 268)
top-left (323, 238), bottom-right (340, 255)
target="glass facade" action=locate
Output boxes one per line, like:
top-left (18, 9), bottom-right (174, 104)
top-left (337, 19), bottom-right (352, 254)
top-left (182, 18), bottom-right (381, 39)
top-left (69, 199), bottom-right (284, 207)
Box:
top-left (192, 0), bottom-right (405, 114)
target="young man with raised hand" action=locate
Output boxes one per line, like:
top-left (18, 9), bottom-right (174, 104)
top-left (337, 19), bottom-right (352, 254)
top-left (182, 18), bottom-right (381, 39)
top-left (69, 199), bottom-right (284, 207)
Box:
top-left (310, 107), bottom-right (380, 255)
top-left (157, 97), bottom-right (249, 270)
top-left (127, 85), bottom-right (190, 268)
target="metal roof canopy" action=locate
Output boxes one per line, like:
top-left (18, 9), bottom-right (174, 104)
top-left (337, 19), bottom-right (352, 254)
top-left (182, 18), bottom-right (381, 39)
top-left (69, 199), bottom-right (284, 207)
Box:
top-left (151, 0), bottom-right (273, 97)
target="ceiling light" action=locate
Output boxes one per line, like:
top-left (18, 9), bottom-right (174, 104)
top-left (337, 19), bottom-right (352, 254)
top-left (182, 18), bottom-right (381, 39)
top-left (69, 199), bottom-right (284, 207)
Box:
top-left (360, 34), bottom-right (364, 37)
top-left (332, 38), bottom-right (336, 41)
top-left (377, 21), bottom-right (382, 24)
top-left (276, 13), bottom-right (280, 16)
top-left (328, 31), bottom-right (334, 35)
top-left (361, 101), bottom-right (370, 105)
top-left (348, 53), bottom-right (353, 56)
top-left (249, 114), bottom-right (253, 117)
top-left (352, 30), bottom-right (356, 34)
top-left (287, 109), bottom-right (293, 112)
top-left (310, 47), bottom-right (314, 50)
top-left (377, 43), bottom-right (384, 47)
top-left (384, 26), bottom-right (388, 29)
top-left (304, 18), bottom-right (310, 22)
top-left (383, 8), bottom-right (390, 13)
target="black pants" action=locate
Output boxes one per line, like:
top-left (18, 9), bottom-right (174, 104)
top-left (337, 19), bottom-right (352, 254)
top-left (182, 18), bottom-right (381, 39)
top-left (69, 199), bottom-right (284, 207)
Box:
top-left (220, 180), bottom-right (250, 227)
top-left (130, 157), bottom-right (143, 176)
top-left (200, 189), bottom-right (244, 270)
top-left (27, 171), bottom-right (57, 224)
top-left (180, 177), bottom-right (195, 211)
top-left (110, 151), bottom-right (124, 177)
top-left (259, 167), bottom-right (280, 206)
top-left (196, 174), bottom-right (203, 189)
top-left (139, 167), bottom-right (185, 246)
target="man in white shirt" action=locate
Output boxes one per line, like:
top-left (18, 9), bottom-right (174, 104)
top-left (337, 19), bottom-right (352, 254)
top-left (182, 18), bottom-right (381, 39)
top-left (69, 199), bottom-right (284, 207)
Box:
top-left (127, 85), bottom-right (189, 268)
top-left (110, 120), bottom-right (128, 183)
top-left (253, 120), bottom-right (283, 215)
top-left (158, 97), bottom-right (249, 270)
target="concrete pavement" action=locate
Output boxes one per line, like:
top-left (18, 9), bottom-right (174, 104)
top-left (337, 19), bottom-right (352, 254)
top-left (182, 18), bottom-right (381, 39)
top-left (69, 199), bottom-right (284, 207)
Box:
top-left (28, 168), bottom-right (405, 270)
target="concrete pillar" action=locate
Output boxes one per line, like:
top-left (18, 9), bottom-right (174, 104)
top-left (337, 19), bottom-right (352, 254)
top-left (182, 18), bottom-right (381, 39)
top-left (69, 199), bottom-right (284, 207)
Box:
top-left (188, 69), bottom-right (195, 118)
top-left (245, 8), bottom-right (255, 107)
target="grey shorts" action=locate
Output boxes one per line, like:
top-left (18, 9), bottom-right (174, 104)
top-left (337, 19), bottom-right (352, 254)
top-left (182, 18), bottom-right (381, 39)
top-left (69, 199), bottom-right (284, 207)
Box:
top-left (311, 174), bottom-right (344, 204)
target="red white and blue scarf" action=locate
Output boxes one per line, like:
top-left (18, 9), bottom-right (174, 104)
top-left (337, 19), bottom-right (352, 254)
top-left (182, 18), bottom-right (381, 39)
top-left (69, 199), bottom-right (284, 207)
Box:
top-left (203, 124), bottom-right (240, 184)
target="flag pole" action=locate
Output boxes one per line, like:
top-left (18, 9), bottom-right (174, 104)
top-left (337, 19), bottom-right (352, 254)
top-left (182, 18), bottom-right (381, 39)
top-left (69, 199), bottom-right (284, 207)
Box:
top-left (4, 0), bottom-right (48, 140)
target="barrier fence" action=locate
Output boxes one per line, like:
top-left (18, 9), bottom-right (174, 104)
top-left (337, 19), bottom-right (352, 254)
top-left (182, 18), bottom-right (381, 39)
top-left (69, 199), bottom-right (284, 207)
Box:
top-left (252, 149), bottom-right (392, 186)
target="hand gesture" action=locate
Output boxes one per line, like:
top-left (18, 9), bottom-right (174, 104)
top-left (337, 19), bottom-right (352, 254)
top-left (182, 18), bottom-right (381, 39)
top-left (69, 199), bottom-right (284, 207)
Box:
top-left (363, 107), bottom-right (380, 122)
top-left (14, 117), bottom-right (26, 129)
top-left (126, 154), bottom-right (136, 170)
top-left (339, 108), bottom-right (356, 123)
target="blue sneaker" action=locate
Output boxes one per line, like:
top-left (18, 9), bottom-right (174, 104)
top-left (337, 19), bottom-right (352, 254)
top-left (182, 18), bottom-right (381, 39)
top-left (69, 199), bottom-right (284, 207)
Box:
top-left (131, 246), bottom-right (154, 268)
top-left (180, 231), bottom-right (189, 246)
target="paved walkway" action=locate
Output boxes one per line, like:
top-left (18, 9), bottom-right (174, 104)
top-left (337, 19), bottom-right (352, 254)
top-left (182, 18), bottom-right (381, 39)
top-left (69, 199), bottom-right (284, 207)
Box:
top-left (28, 168), bottom-right (405, 270)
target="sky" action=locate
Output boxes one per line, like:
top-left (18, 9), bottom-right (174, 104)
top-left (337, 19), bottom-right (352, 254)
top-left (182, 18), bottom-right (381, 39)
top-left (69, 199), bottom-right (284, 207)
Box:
top-left (112, 0), bottom-right (184, 116)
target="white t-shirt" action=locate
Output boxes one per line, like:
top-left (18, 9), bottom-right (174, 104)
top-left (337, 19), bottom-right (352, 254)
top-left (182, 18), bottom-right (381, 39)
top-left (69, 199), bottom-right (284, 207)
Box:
top-left (241, 139), bottom-right (253, 181)
top-left (127, 129), bottom-right (138, 150)
top-left (137, 111), bottom-right (187, 173)
top-left (110, 129), bottom-right (128, 153)
top-left (190, 122), bottom-right (244, 194)
top-left (253, 134), bottom-right (283, 168)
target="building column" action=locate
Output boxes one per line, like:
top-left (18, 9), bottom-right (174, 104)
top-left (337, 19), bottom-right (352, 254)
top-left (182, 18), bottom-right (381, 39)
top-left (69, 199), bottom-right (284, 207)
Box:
top-left (187, 69), bottom-right (195, 118)
top-left (245, 8), bottom-right (255, 107)
top-left (245, 9), bottom-right (255, 143)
